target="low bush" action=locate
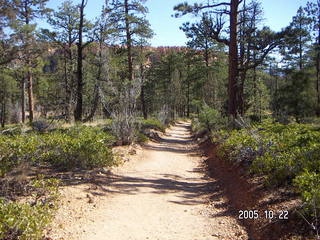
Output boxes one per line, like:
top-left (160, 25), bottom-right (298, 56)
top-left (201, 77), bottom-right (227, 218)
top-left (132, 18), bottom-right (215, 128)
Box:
top-left (0, 126), bottom-right (116, 175)
top-left (140, 118), bottom-right (165, 132)
top-left (136, 132), bottom-right (149, 143)
top-left (192, 104), bottom-right (226, 132)
top-left (40, 126), bottom-right (115, 169)
top-left (0, 176), bottom-right (60, 240)
top-left (0, 134), bottom-right (40, 176)
top-left (214, 120), bottom-right (320, 212)
top-left (0, 124), bottom-right (23, 136)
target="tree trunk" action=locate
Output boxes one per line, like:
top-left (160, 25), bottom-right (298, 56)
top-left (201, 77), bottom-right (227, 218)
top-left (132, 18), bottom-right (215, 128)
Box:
top-left (74, 0), bottom-right (85, 121)
top-left (228, 0), bottom-right (240, 118)
top-left (141, 85), bottom-right (147, 119)
top-left (238, 70), bottom-right (246, 116)
top-left (64, 50), bottom-right (72, 122)
top-left (24, 5), bottom-right (34, 123)
top-left (316, 9), bottom-right (320, 116)
top-left (125, 0), bottom-right (133, 82)
top-left (187, 63), bottom-right (190, 118)
top-left (27, 67), bottom-right (34, 122)
top-left (238, 7), bottom-right (245, 116)
top-left (1, 94), bottom-right (6, 128)
top-left (21, 77), bottom-right (25, 123)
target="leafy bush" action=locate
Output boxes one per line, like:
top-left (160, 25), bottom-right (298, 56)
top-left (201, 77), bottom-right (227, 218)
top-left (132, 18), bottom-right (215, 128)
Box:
top-left (0, 125), bottom-right (23, 136)
top-left (0, 176), bottom-right (60, 240)
top-left (0, 126), bottom-right (116, 175)
top-left (0, 134), bottom-right (40, 176)
top-left (191, 116), bottom-right (201, 132)
top-left (294, 170), bottom-right (320, 214)
top-left (136, 132), bottom-right (149, 143)
top-left (140, 118), bottom-right (165, 132)
top-left (214, 121), bottom-right (320, 212)
top-left (198, 104), bottom-right (226, 131)
top-left (40, 126), bottom-right (115, 169)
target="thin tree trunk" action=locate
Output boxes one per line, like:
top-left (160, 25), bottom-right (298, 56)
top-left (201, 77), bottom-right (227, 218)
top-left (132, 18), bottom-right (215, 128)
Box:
top-left (64, 50), bottom-right (72, 122)
top-left (1, 94), bottom-right (6, 128)
top-left (27, 67), bottom-right (34, 122)
top-left (316, 10), bottom-right (320, 116)
top-left (228, 0), bottom-right (239, 118)
top-left (74, 0), bottom-right (86, 121)
top-left (238, 7), bottom-right (245, 116)
top-left (24, 4), bottom-right (34, 123)
top-left (125, 0), bottom-right (133, 82)
top-left (187, 75), bottom-right (190, 118)
top-left (21, 77), bottom-right (25, 123)
top-left (141, 84), bottom-right (147, 119)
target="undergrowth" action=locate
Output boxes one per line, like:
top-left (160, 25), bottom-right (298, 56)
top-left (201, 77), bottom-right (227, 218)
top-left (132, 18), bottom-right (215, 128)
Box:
top-left (0, 175), bottom-right (60, 240)
top-left (140, 118), bottom-right (165, 132)
top-left (0, 125), bottom-right (116, 175)
top-left (212, 120), bottom-right (320, 217)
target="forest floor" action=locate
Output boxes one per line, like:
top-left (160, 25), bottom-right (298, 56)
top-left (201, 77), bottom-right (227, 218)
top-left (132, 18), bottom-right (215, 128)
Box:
top-left (45, 121), bottom-right (306, 240)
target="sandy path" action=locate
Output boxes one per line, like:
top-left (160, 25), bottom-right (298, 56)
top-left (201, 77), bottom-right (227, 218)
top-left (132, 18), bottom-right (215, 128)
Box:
top-left (49, 122), bottom-right (248, 240)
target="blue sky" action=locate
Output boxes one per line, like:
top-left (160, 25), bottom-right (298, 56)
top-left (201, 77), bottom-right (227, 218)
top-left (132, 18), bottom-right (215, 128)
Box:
top-left (43, 0), bottom-right (309, 47)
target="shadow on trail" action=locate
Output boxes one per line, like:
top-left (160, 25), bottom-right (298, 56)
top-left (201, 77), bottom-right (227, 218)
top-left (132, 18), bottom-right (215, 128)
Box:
top-left (41, 121), bottom-right (222, 207)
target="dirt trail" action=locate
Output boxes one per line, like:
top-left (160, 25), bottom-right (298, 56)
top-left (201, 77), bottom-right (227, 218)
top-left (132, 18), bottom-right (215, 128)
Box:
top-left (48, 122), bottom-right (248, 240)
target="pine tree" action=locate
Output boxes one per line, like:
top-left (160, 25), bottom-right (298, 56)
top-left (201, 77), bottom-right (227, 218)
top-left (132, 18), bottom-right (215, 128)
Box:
top-left (9, 0), bottom-right (51, 123)
top-left (42, 0), bottom-right (80, 122)
top-left (280, 7), bottom-right (312, 70)
top-left (108, 0), bottom-right (153, 82)
top-left (305, 1), bottom-right (320, 116)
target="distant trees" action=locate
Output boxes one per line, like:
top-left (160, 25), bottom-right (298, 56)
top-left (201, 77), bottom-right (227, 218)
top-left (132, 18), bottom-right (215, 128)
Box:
top-left (10, 0), bottom-right (51, 123)
top-left (43, 0), bottom-right (80, 122)
top-left (108, 0), bottom-right (153, 82)
top-left (272, 5), bottom-right (319, 120)
top-left (1, 0), bottom-right (320, 127)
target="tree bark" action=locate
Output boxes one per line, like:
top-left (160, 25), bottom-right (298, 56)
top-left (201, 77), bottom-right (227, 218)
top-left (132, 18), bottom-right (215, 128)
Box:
top-left (1, 94), bottom-right (6, 128)
top-left (24, 2), bottom-right (34, 123)
top-left (187, 74), bottom-right (190, 118)
top-left (141, 84), bottom-right (147, 119)
top-left (228, 0), bottom-right (240, 118)
top-left (64, 48), bottom-right (72, 123)
top-left (124, 0), bottom-right (133, 81)
top-left (316, 6), bottom-right (320, 116)
top-left (139, 57), bottom-right (147, 119)
top-left (21, 77), bottom-right (25, 123)
top-left (27, 66), bottom-right (34, 122)
top-left (74, 0), bottom-right (86, 121)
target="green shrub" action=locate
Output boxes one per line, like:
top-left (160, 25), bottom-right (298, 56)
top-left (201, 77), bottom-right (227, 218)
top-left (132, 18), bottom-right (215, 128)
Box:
top-left (0, 126), bottom-right (116, 175)
top-left (0, 176), bottom-right (60, 240)
top-left (191, 115), bottom-right (202, 132)
top-left (40, 126), bottom-right (115, 169)
top-left (140, 118), bottom-right (165, 132)
top-left (0, 134), bottom-right (41, 176)
top-left (136, 132), bottom-right (149, 143)
top-left (198, 104), bottom-right (226, 131)
top-left (294, 170), bottom-right (320, 214)
top-left (0, 124), bottom-right (23, 136)
top-left (215, 121), bottom-right (320, 212)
